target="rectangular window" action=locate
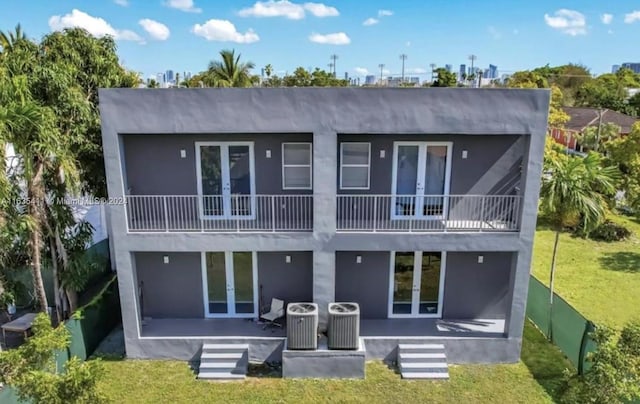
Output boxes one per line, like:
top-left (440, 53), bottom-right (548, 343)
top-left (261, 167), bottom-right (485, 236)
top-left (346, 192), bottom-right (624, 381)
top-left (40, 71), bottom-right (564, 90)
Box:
top-left (282, 143), bottom-right (312, 190)
top-left (340, 142), bottom-right (371, 189)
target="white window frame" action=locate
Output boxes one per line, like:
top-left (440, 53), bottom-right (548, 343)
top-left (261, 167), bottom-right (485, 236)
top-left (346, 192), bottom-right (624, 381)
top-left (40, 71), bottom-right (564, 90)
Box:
top-left (282, 142), bottom-right (312, 190)
top-left (340, 142), bottom-right (371, 190)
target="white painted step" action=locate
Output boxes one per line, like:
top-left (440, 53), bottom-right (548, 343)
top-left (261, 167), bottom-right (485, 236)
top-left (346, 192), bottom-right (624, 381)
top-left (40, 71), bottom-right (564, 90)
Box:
top-left (199, 362), bottom-right (245, 369)
top-left (401, 362), bottom-right (448, 369)
top-left (202, 343), bottom-right (249, 351)
top-left (398, 344), bottom-right (445, 351)
top-left (402, 372), bottom-right (449, 380)
top-left (201, 352), bottom-right (244, 360)
top-left (198, 372), bottom-right (246, 380)
top-left (399, 353), bottom-right (447, 361)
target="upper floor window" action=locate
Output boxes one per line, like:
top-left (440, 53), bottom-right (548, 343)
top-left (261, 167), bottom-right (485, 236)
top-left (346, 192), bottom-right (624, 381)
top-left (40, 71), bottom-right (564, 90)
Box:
top-left (340, 142), bottom-right (371, 190)
top-left (282, 142), bottom-right (312, 190)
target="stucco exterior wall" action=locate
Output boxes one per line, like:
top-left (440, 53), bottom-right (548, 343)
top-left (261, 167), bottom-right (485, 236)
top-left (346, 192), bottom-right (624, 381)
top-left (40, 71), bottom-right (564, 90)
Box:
top-left (337, 134), bottom-right (523, 195)
top-left (335, 251), bottom-right (390, 319)
top-left (442, 252), bottom-right (515, 319)
top-left (257, 251), bottom-right (313, 307)
top-left (123, 133), bottom-right (312, 195)
top-left (135, 252), bottom-right (203, 318)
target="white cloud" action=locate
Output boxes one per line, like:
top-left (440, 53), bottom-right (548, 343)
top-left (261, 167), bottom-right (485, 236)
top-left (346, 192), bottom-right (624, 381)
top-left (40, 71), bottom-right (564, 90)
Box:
top-left (488, 25), bottom-right (501, 39)
top-left (354, 67), bottom-right (369, 75)
top-left (544, 9), bottom-right (587, 36)
top-left (407, 67), bottom-right (427, 74)
top-left (238, 1), bottom-right (338, 19)
top-left (378, 9), bottom-right (393, 17)
top-left (164, 0), bottom-right (201, 13)
top-left (139, 19), bottom-right (170, 40)
top-left (363, 17), bottom-right (378, 26)
top-left (624, 11), bottom-right (640, 23)
top-left (239, 1), bottom-right (304, 19)
top-left (308, 32), bottom-right (350, 45)
top-left (304, 2), bottom-right (339, 17)
top-left (113, 0), bottom-right (128, 6)
top-left (192, 19), bottom-right (259, 43)
top-left (49, 9), bottom-right (143, 42)
top-left (601, 13), bottom-right (613, 24)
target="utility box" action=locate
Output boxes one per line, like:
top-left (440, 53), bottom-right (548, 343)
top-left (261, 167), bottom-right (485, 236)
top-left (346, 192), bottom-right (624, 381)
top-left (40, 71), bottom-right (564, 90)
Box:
top-left (286, 303), bottom-right (318, 350)
top-left (327, 302), bottom-right (360, 350)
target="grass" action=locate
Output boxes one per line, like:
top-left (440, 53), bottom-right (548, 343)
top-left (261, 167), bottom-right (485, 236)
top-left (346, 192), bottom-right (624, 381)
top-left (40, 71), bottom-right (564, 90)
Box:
top-left (95, 322), bottom-right (570, 404)
top-left (532, 214), bottom-right (640, 328)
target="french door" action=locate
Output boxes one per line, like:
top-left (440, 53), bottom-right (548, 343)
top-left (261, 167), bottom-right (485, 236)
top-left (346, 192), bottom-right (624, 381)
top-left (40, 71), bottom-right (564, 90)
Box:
top-left (195, 142), bottom-right (255, 219)
top-left (202, 252), bottom-right (258, 318)
top-left (391, 142), bottom-right (452, 219)
top-left (388, 251), bottom-right (446, 318)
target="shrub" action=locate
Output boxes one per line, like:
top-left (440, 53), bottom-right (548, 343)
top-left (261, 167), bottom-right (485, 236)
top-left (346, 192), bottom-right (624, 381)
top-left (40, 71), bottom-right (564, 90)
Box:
top-left (588, 220), bottom-right (632, 242)
top-left (560, 322), bottom-right (640, 404)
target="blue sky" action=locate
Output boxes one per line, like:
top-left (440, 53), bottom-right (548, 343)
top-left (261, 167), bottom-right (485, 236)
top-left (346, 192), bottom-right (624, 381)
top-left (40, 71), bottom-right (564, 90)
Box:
top-left (1, 0), bottom-right (640, 79)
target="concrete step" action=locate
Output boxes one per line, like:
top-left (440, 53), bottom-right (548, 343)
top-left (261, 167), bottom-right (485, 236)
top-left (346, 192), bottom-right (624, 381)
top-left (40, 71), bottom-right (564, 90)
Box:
top-left (401, 371), bottom-right (450, 380)
top-left (197, 372), bottom-right (246, 380)
top-left (199, 362), bottom-right (246, 370)
top-left (201, 352), bottom-right (245, 361)
top-left (398, 352), bottom-right (447, 362)
top-left (400, 362), bottom-right (448, 372)
top-left (202, 343), bottom-right (249, 352)
top-left (398, 343), bottom-right (445, 351)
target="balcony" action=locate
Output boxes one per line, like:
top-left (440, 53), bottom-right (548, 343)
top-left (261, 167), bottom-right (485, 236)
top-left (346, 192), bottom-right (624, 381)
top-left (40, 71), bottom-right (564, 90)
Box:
top-left (337, 195), bottom-right (521, 233)
top-left (125, 195), bottom-right (313, 232)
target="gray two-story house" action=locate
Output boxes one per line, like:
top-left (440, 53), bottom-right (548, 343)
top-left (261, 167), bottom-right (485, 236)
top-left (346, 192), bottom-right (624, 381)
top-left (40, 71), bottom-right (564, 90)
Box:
top-left (99, 88), bottom-right (549, 378)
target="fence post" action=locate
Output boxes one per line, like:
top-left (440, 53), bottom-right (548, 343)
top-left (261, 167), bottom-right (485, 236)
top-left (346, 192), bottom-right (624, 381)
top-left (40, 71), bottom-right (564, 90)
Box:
top-left (578, 320), bottom-right (596, 375)
top-left (163, 196), bottom-right (169, 232)
top-left (271, 196), bottom-right (276, 232)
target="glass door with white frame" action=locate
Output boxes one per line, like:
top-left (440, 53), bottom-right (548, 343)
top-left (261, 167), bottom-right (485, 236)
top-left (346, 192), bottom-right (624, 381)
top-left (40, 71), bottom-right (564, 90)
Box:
top-left (392, 142), bottom-right (451, 219)
top-left (196, 142), bottom-right (255, 219)
top-left (203, 252), bottom-right (258, 318)
top-left (389, 251), bottom-right (446, 318)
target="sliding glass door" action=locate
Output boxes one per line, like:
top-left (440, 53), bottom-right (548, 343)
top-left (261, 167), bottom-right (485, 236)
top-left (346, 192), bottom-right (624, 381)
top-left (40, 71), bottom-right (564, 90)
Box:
top-left (389, 251), bottom-right (446, 318)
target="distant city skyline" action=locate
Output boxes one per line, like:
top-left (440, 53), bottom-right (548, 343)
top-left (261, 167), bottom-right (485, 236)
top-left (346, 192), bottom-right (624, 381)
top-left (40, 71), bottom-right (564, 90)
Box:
top-left (2, 1), bottom-right (639, 78)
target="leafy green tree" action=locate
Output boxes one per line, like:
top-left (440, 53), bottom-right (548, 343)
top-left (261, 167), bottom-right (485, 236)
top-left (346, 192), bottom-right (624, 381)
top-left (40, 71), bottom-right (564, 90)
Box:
top-left (532, 64), bottom-right (592, 104)
top-left (605, 122), bottom-right (640, 212)
top-left (576, 122), bottom-right (621, 152)
top-left (205, 49), bottom-right (256, 87)
top-left (539, 153), bottom-right (618, 338)
top-left (0, 313), bottom-right (106, 404)
top-left (575, 68), bottom-right (640, 115)
top-left (561, 322), bottom-right (640, 404)
top-left (1, 27), bottom-right (135, 313)
top-left (431, 68), bottom-right (457, 87)
top-left (281, 67), bottom-right (348, 87)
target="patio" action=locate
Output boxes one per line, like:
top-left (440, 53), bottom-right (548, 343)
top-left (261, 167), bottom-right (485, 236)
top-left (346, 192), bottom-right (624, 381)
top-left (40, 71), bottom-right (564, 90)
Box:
top-left (139, 317), bottom-right (505, 339)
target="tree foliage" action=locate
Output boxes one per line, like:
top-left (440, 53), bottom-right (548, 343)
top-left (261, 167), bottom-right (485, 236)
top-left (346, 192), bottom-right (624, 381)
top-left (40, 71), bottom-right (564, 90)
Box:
top-left (574, 68), bottom-right (640, 115)
top-left (561, 322), bottom-right (640, 404)
top-left (0, 313), bottom-right (106, 404)
top-left (203, 49), bottom-right (256, 88)
top-left (604, 122), bottom-right (640, 212)
top-left (278, 67), bottom-right (348, 87)
top-left (431, 68), bottom-right (457, 87)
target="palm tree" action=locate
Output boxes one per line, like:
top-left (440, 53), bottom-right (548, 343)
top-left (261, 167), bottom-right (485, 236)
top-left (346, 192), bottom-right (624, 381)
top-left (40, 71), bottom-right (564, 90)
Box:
top-left (206, 49), bottom-right (255, 88)
top-left (0, 24), bottom-right (26, 54)
top-left (539, 152), bottom-right (617, 338)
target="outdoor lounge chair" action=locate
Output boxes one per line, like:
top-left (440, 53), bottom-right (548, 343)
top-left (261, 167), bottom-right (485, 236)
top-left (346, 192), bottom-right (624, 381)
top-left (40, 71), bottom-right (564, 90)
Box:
top-left (260, 298), bottom-right (285, 329)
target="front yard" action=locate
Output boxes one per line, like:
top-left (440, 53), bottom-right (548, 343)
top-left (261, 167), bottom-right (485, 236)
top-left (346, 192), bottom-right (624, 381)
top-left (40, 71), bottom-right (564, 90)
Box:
top-left (95, 322), bottom-right (571, 404)
top-left (531, 214), bottom-right (640, 328)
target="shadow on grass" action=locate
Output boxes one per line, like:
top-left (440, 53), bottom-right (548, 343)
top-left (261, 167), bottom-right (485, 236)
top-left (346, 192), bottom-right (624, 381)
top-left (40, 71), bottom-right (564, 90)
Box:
top-left (598, 252), bottom-right (640, 273)
top-left (521, 321), bottom-right (574, 403)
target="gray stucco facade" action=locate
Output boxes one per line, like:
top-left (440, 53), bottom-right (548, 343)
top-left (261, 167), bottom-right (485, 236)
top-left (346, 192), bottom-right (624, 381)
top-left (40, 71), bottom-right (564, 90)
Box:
top-left (99, 88), bottom-right (549, 364)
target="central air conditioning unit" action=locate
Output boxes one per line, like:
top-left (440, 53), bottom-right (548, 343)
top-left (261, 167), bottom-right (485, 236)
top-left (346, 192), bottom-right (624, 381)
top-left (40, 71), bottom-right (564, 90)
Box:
top-left (286, 303), bottom-right (318, 350)
top-left (327, 302), bottom-right (360, 350)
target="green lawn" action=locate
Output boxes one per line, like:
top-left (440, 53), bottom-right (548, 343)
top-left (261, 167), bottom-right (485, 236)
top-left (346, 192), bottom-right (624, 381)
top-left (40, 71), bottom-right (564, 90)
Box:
top-left (532, 214), bottom-right (640, 328)
top-left (96, 322), bottom-right (571, 404)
